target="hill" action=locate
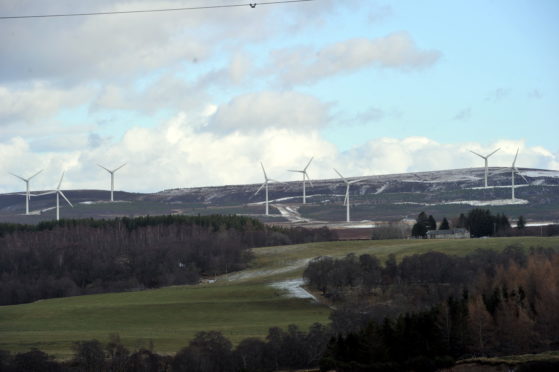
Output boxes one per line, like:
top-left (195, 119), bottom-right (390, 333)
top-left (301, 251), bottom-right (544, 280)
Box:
top-left (1, 236), bottom-right (557, 359)
top-left (1, 167), bottom-right (558, 226)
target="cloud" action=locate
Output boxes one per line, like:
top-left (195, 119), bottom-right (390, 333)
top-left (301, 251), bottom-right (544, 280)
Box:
top-left (452, 107), bottom-right (471, 121)
top-left (0, 83), bottom-right (91, 124)
top-left (1, 113), bottom-right (557, 194)
top-left (367, 4), bottom-right (393, 23)
top-left (528, 89), bottom-right (542, 99)
top-left (270, 31), bottom-right (441, 86)
top-left (0, 0), bottom-right (340, 85)
top-left (486, 88), bottom-right (511, 102)
top-left (208, 91), bottom-right (331, 133)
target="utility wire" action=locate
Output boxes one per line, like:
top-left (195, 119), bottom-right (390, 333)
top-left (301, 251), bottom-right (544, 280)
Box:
top-left (0, 0), bottom-right (318, 20)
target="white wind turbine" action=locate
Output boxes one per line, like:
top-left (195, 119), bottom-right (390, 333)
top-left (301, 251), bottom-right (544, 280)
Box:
top-left (469, 148), bottom-right (500, 188)
top-left (9, 170), bottom-right (43, 215)
top-left (37, 172), bottom-right (73, 221)
top-left (98, 163), bottom-right (126, 202)
top-left (288, 157), bottom-right (313, 204)
top-left (334, 169), bottom-right (364, 223)
top-left (254, 162), bottom-right (281, 215)
top-left (510, 148), bottom-right (528, 201)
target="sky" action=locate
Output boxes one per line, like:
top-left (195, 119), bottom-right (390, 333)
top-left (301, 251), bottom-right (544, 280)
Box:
top-left (1, 0), bottom-right (558, 193)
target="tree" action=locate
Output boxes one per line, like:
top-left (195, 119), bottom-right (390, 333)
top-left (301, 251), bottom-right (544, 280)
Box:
top-left (173, 331), bottom-right (233, 372)
top-left (428, 215), bottom-right (437, 230)
top-left (72, 340), bottom-right (105, 372)
top-left (456, 213), bottom-right (467, 228)
top-left (517, 216), bottom-right (526, 229)
top-left (411, 222), bottom-right (428, 238)
top-left (466, 209), bottom-right (494, 237)
top-left (439, 217), bottom-right (450, 230)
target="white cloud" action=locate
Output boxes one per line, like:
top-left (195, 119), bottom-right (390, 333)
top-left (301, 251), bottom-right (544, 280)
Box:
top-left (208, 91), bottom-right (331, 133)
top-left (270, 32), bottom-right (441, 86)
top-left (0, 83), bottom-right (91, 124)
top-left (1, 114), bottom-right (557, 194)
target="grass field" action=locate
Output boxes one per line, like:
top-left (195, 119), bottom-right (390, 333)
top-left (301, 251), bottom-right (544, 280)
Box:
top-left (1, 236), bottom-right (558, 359)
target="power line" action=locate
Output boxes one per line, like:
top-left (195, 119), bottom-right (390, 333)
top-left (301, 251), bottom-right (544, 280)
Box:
top-left (0, 0), bottom-right (319, 20)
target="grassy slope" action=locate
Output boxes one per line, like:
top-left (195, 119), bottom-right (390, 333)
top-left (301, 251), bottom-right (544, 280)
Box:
top-left (1, 236), bottom-right (558, 359)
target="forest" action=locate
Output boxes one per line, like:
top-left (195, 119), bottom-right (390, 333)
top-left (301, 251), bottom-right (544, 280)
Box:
top-left (2, 245), bottom-right (559, 371)
top-left (0, 215), bottom-right (336, 305)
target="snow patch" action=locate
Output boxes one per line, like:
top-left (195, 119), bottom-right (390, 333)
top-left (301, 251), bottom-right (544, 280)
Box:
top-left (225, 259), bottom-right (312, 282)
top-left (520, 170), bottom-right (559, 178)
top-left (396, 199), bottom-right (529, 207)
top-left (269, 279), bottom-right (317, 301)
top-left (375, 183), bottom-right (388, 194)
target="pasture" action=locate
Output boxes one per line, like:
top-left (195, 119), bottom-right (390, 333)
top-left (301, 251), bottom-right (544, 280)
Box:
top-left (1, 236), bottom-right (557, 359)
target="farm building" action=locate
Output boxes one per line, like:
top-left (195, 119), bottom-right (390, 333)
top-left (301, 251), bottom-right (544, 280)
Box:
top-left (426, 228), bottom-right (470, 239)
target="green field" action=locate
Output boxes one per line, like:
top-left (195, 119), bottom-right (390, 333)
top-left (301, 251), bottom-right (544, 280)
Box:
top-left (1, 236), bottom-right (558, 359)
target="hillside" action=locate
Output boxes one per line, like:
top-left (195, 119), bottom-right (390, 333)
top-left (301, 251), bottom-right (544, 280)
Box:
top-left (1, 236), bottom-right (557, 359)
top-left (1, 167), bottom-right (558, 225)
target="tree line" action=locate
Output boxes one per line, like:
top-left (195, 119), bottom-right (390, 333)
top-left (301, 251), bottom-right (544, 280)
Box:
top-left (0, 324), bottom-right (333, 372)
top-left (409, 208), bottom-right (559, 238)
top-left (0, 215), bottom-right (337, 306)
top-left (2, 245), bottom-right (559, 371)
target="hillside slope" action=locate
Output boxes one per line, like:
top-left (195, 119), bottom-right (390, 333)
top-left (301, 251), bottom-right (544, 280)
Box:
top-left (1, 167), bottom-right (558, 224)
top-left (1, 236), bottom-right (557, 358)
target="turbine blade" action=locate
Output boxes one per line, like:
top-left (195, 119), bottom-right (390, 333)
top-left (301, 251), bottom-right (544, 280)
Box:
top-left (469, 150), bottom-right (485, 159)
top-left (254, 183), bottom-right (266, 196)
top-left (260, 162), bottom-right (268, 180)
top-left (349, 179), bottom-right (365, 184)
top-left (515, 168), bottom-right (529, 184)
top-left (344, 186), bottom-right (349, 206)
top-left (288, 170), bottom-right (303, 173)
top-left (57, 172), bottom-right (65, 190)
top-left (333, 168), bottom-right (345, 180)
top-left (59, 191), bottom-right (73, 207)
top-left (304, 157), bottom-right (314, 171)
top-left (8, 172), bottom-right (26, 182)
top-left (97, 164), bottom-right (111, 172)
top-left (30, 169), bottom-right (43, 180)
top-left (487, 148), bottom-right (501, 158)
top-left (305, 172), bottom-right (313, 187)
top-left (512, 148), bottom-right (519, 167)
top-left (113, 162), bottom-right (127, 172)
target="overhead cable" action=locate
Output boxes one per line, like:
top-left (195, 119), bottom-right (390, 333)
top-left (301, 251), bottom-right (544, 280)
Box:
top-left (0, 0), bottom-right (318, 20)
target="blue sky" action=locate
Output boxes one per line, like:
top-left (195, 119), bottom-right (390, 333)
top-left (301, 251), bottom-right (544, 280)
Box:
top-left (0, 0), bottom-right (557, 192)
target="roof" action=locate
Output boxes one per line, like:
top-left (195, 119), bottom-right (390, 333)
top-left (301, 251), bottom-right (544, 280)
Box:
top-left (426, 228), bottom-right (469, 235)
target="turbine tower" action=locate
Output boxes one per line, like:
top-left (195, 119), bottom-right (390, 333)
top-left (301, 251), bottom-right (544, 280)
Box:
top-left (510, 148), bottom-right (528, 201)
top-left (98, 163), bottom-right (126, 202)
top-left (254, 162), bottom-right (281, 215)
top-left (334, 169), bottom-right (364, 223)
top-left (37, 172), bottom-right (73, 221)
top-left (288, 157), bottom-right (313, 204)
top-left (8, 170), bottom-right (42, 215)
top-left (469, 148), bottom-right (500, 188)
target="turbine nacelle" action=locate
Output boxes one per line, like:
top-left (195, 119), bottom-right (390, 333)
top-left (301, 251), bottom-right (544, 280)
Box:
top-left (98, 162), bottom-right (126, 202)
top-left (8, 169), bottom-right (43, 215)
top-left (35, 172), bottom-right (73, 220)
top-left (288, 157), bottom-right (314, 203)
top-left (334, 168), bottom-right (365, 221)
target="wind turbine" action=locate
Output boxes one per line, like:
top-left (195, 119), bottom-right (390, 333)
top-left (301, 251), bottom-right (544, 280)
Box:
top-left (98, 163), bottom-right (126, 202)
top-left (510, 148), bottom-right (528, 201)
top-left (334, 169), bottom-right (364, 223)
top-left (469, 148), bottom-right (500, 188)
top-left (288, 157), bottom-right (313, 204)
top-left (37, 172), bottom-right (73, 221)
top-left (254, 162), bottom-right (281, 215)
top-left (8, 170), bottom-right (43, 215)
